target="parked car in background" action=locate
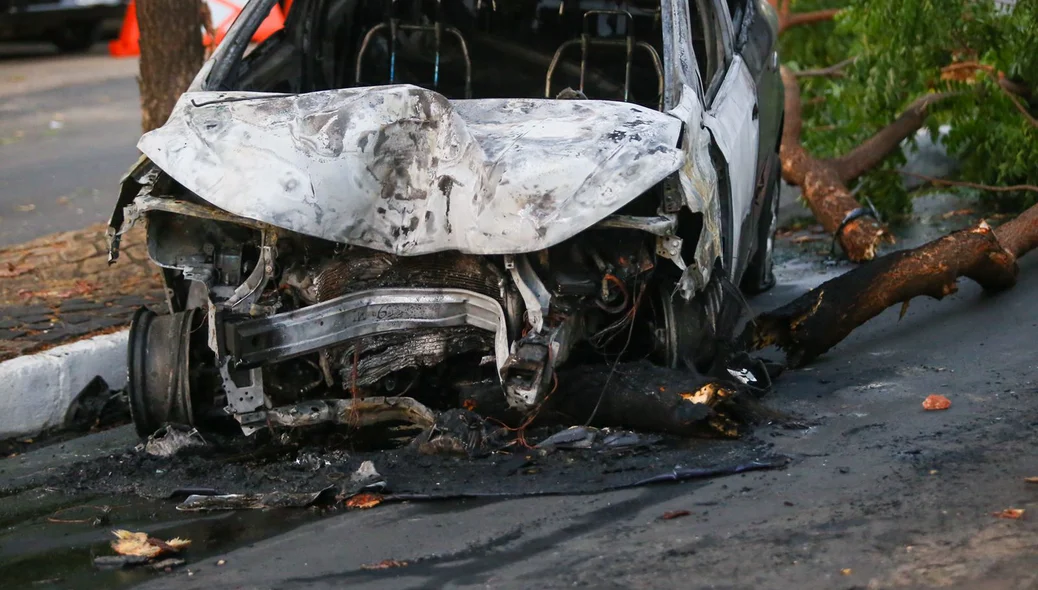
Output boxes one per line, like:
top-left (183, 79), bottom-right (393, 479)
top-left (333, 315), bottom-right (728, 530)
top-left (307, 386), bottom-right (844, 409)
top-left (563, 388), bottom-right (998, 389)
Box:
top-left (108, 0), bottom-right (784, 437)
top-left (0, 0), bottom-right (128, 52)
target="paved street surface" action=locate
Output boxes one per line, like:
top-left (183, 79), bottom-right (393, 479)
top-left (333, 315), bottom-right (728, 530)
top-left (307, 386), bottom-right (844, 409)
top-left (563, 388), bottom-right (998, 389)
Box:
top-left (1, 241), bottom-right (1035, 589)
top-left (0, 45), bottom-right (140, 247)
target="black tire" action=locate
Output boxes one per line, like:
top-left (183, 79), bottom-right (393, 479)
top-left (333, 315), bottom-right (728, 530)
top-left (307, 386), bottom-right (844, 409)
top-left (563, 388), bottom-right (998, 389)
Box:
top-left (51, 21), bottom-right (99, 53)
top-left (741, 152), bottom-right (781, 294)
top-left (649, 271), bottom-right (730, 373)
top-left (127, 308), bottom-right (202, 437)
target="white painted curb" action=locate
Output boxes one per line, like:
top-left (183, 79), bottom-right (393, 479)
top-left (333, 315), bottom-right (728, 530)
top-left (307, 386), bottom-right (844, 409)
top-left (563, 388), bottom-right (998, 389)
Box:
top-left (0, 330), bottom-right (129, 439)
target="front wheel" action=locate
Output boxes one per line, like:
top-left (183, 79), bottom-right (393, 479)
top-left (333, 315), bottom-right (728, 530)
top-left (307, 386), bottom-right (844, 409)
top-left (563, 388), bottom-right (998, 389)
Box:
top-left (648, 272), bottom-right (728, 373)
top-left (127, 307), bottom-right (223, 437)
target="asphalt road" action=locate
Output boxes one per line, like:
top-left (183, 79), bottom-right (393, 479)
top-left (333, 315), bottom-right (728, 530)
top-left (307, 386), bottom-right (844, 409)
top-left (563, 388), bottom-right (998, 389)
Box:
top-left (0, 44), bottom-right (140, 246)
top-left (2, 242), bottom-right (1034, 589)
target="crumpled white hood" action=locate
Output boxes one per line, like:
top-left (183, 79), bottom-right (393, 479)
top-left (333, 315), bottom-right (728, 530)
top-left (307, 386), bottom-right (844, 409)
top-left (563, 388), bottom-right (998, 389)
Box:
top-left (139, 85), bottom-right (684, 255)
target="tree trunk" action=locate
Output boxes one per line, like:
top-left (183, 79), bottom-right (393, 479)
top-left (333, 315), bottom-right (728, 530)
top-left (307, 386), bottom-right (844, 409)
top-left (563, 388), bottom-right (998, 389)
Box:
top-left (741, 203), bottom-right (1038, 367)
top-left (138, 0), bottom-right (206, 133)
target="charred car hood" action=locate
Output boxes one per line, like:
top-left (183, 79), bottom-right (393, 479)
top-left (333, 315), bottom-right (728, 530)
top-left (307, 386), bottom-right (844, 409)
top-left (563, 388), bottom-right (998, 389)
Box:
top-left (139, 85), bottom-right (684, 255)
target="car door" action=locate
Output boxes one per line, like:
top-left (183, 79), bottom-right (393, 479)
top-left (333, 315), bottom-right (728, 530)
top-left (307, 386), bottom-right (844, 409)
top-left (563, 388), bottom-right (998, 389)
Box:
top-left (697, 0), bottom-right (760, 281)
top-left (663, 0), bottom-right (760, 296)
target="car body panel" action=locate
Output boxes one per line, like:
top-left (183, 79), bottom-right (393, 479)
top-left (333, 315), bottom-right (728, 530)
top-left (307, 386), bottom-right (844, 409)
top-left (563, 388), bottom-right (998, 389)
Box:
top-left (140, 86), bottom-right (683, 256)
top-left (703, 55), bottom-right (759, 275)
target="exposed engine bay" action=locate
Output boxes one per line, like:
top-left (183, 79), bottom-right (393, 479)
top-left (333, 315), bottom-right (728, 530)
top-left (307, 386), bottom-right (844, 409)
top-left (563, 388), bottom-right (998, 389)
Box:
top-left (118, 188), bottom-right (728, 436)
top-left (108, 0), bottom-right (784, 437)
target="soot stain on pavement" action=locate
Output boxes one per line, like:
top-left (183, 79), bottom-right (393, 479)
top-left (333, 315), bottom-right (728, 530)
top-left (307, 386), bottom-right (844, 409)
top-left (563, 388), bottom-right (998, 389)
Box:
top-left (15, 361), bottom-right (792, 503)
top-left (39, 431), bottom-right (786, 501)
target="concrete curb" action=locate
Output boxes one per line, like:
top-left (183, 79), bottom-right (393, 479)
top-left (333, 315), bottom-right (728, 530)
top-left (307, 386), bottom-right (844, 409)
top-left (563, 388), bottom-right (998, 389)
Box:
top-left (0, 330), bottom-right (128, 439)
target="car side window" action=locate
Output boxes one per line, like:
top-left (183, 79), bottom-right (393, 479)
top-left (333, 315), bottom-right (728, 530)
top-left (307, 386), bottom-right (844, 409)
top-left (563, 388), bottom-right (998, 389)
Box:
top-left (688, 0), bottom-right (730, 103)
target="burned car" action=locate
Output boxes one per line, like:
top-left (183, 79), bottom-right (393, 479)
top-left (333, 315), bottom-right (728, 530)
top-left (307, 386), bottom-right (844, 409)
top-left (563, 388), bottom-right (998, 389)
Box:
top-left (108, 0), bottom-right (784, 437)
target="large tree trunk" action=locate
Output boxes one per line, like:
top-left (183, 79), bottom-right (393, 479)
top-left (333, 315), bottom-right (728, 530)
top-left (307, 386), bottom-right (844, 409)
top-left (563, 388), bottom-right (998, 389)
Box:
top-left (138, 0), bottom-right (206, 133)
top-left (742, 203), bottom-right (1038, 366)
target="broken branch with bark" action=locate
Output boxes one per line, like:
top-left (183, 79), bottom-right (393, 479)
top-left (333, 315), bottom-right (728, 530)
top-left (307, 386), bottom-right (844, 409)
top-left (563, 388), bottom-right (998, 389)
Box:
top-left (742, 203), bottom-right (1038, 366)
top-left (940, 61), bottom-right (1038, 129)
top-left (827, 91), bottom-right (958, 183)
top-left (770, 0), bottom-right (839, 33)
top-left (781, 8), bottom-right (841, 32)
top-left (794, 58), bottom-right (856, 79)
top-left (779, 66), bottom-right (891, 261)
top-left (898, 171), bottom-right (1038, 195)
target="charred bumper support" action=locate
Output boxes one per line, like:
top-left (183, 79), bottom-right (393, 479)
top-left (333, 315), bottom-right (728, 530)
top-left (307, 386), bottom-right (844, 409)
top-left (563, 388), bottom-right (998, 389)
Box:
top-left (210, 262), bottom-right (573, 433)
top-left (224, 288), bottom-right (511, 371)
top-left (216, 288), bottom-right (514, 431)
top-left (218, 277), bottom-right (572, 421)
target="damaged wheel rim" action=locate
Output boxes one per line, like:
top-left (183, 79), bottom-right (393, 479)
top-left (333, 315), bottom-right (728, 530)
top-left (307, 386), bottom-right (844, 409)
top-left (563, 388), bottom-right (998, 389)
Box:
top-left (128, 308), bottom-right (203, 437)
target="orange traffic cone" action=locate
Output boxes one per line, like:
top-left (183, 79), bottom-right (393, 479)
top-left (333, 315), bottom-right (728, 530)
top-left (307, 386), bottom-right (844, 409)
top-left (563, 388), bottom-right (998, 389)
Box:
top-left (108, 0), bottom-right (139, 58)
top-left (109, 0), bottom-right (284, 58)
top-left (203, 0), bottom-right (285, 48)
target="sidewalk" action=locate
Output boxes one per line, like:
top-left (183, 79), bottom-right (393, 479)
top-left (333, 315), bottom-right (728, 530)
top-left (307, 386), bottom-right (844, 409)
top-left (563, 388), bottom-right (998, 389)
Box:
top-left (0, 223), bottom-right (164, 362)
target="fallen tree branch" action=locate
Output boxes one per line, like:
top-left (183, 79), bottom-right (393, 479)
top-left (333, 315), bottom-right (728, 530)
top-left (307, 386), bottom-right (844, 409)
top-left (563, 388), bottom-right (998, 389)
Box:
top-left (996, 198), bottom-right (1038, 259)
top-left (998, 77), bottom-right (1032, 100)
top-left (828, 92), bottom-right (958, 183)
top-left (549, 362), bottom-right (764, 438)
top-left (768, 0), bottom-right (839, 33)
top-left (940, 61), bottom-right (1037, 128)
top-left (999, 84), bottom-right (1038, 129)
top-left (781, 8), bottom-right (840, 32)
top-left (794, 58), bottom-right (855, 79)
top-left (898, 171), bottom-right (1038, 194)
top-left (779, 66), bottom-right (889, 261)
top-left (741, 202), bottom-right (1038, 366)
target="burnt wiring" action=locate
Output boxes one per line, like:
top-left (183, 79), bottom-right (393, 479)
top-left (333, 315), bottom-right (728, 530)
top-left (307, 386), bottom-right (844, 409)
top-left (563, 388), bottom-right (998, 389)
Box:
top-left (583, 278), bottom-right (647, 427)
top-left (594, 273), bottom-right (629, 313)
top-left (488, 366), bottom-right (560, 449)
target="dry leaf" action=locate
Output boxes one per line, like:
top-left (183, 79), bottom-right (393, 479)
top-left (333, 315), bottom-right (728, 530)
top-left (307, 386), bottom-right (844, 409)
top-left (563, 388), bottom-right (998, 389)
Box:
top-left (110, 530), bottom-right (190, 558)
top-left (993, 508), bottom-right (1025, 519)
top-left (841, 569), bottom-right (853, 576)
top-left (346, 493), bottom-right (383, 509)
top-left (361, 559), bottom-right (409, 570)
top-left (1025, 477), bottom-right (1038, 484)
top-left (922, 394), bottom-right (951, 411)
top-left (661, 510), bottom-right (691, 520)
